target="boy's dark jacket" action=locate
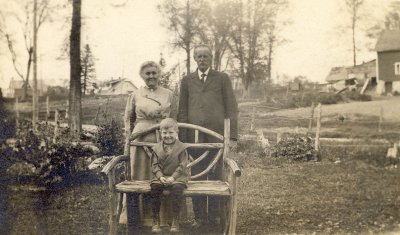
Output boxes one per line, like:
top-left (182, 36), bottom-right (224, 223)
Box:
top-left (150, 140), bottom-right (189, 185)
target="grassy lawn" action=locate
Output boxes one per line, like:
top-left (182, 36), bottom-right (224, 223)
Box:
top-left (235, 151), bottom-right (400, 235)
top-left (5, 95), bottom-right (400, 234)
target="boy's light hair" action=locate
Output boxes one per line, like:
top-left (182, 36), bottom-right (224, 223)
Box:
top-left (160, 118), bottom-right (179, 131)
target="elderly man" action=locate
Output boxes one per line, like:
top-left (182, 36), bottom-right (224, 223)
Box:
top-left (178, 44), bottom-right (238, 228)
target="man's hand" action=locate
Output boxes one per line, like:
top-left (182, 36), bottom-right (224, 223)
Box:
top-left (159, 176), bottom-right (168, 184)
top-left (230, 139), bottom-right (238, 152)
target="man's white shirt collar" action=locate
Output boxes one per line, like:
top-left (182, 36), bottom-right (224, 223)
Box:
top-left (198, 67), bottom-right (210, 81)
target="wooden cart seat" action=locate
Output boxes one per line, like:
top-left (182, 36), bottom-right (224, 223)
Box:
top-left (115, 180), bottom-right (231, 196)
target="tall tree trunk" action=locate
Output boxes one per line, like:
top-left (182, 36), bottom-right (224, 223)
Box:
top-left (69, 0), bottom-right (82, 139)
top-left (352, 22), bottom-right (356, 66)
top-left (32, 0), bottom-right (38, 131)
top-left (185, 0), bottom-right (191, 75)
top-left (22, 47), bottom-right (33, 101)
top-left (265, 36), bottom-right (273, 101)
top-left (185, 44), bottom-right (191, 75)
top-left (214, 43), bottom-right (223, 71)
top-left (82, 66), bottom-right (87, 95)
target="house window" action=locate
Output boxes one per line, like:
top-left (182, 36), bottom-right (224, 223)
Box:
top-left (395, 62), bottom-right (400, 75)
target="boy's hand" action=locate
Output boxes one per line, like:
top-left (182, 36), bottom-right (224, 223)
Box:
top-left (159, 176), bottom-right (168, 184)
top-left (166, 177), bottom-right (175, 184)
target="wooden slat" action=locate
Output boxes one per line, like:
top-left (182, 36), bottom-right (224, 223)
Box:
top-left (187, 151), bottom-right (210, 168)
top-left (190, 149), bottom-right (223, 180)
top-left (224, 158), bottom-right (241, 177)
top-left (131, 142), bottom-right (224, 149)
top-left (143, 146), bottom-right (153, 159)
top-left (156, 130), bottom-right (161, 142)
top-left (115, 180), bottom-right (231, 196)
top-left (130, 123), bottom-right (223, 141)
top-left (195, 129), bottom-right (199, 143)
top-left (101, 155), bottom-right (129, 177)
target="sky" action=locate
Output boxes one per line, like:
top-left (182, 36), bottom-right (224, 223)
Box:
top-left (0, 0), bottom-right (394, 91)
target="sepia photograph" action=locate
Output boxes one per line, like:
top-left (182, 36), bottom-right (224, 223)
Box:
top-left (0, 0), bottom-right (400, 234)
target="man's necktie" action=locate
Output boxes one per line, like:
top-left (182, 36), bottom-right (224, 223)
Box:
top-left (201, 73), bottom-right (206, 83)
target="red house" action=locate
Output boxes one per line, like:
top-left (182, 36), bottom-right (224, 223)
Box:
top-left (375, 30), bottom-right (400, 95)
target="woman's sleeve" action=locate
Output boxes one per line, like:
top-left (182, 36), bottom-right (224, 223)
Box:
top-left (123, 93), bottom-right (135, 155)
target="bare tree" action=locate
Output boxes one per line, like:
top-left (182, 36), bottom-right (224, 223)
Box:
top-left (69, 0), bottom-right (82, 139)
top-left (199, 0), bottom-right (235, 71)
top-left (158, 0), bottom-right (207, 74)
top-left (367, 1), bottom-right (400, 41)
top-left (228, 0), bottom-right (287, 92)
top-left (0, 0), bottom-right (53, 101)
top-left (345, 0), bottom-right (365, 66)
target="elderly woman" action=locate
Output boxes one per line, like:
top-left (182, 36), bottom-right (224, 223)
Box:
top-left (121, 61), bottom-right (174, 226)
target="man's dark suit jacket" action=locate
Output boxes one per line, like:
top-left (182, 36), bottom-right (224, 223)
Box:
top-left (178, 69), bottom-right (238, 142)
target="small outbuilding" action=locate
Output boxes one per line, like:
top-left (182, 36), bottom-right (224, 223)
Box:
top-left (98, 78), bottom-right (138, 95)
top-left (326, 60), bottom-right (376, 93)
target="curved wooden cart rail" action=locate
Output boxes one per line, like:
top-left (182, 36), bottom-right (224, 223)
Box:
top-left (101, 119), bottom-right (241, 235)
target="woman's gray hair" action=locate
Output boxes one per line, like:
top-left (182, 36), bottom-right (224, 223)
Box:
top-left (139, 61), bottom-right (162, 77)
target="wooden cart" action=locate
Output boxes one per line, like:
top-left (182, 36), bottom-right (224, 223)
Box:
top-left (102, 119), bottom-right (241, 234)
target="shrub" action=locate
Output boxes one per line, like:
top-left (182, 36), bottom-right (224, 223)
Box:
top-left (0, 97), bottom-right (15, 140)
top-left (95, 113), bottom-right (124, 156)
top-left (316, 92), bottom-right (342, 104)
top-left (284, 91), bottom-right (343, 108)
top-left (5, 120), bottom-right (94, 186)
top-left (268, 134), bottom-right (316, 162)
top-left (342, 91), bottom-right (371, 101)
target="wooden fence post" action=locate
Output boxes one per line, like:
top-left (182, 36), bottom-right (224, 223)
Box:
top-left (94, 106), bottom-right (101, 124)
top-left (250, 107), bottom-right (255, 131)
top-left (53, 109), bottom-right (60, 143)
top-left (65, 99), bottom-right (69, 119)
top-left (15, 97), bottom-right (19, 133)
top-left (378, 106), bottom-right (383, 132)
top-left (314, 103), bottom-right (322, 152)
top-left (46, 95), bottom-right (50, 122)
top-left (308, 102), bottom-right (315, 135)
top-left (276, 131), bottom-right (282, 143)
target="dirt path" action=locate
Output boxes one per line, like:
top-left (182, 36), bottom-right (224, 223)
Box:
top-left (261, 96), bottom-right (400, 121)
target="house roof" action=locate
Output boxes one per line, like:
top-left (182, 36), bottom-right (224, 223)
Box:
top-left (8, 79), bottom-right (25, 89)
top-left (104, 78), bottom-right (127, 85)
top-left (99, 79), bottom-right (138, 94)
top-left (8, 78), bottom-right (48, 89)
top-left (375, 30), bottom-right (400, 52)
top-left (326, 59), bottom-right (376, 82)
top-left (326, 67), bottom-right (348, 82)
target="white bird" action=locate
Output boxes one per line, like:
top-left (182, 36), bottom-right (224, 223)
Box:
top-left (256, 130), bottom-right (270, 148)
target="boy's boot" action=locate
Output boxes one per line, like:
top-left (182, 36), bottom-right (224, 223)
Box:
top-left (151, 214), bottom-right (161, 234)
top-left (170, 216), bottom-right (180, 233)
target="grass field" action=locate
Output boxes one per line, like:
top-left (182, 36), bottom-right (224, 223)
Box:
top-left (232, 149), bottom-right (400, 235)
top-left (5, 95), bottom-right (400, 234)
top-left (234, 96), bottom-right (400, 234)
top-left (239, 96), bottom-right (400, 141)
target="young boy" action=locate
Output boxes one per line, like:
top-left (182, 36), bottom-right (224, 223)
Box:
top-left (150, 118), bottom-right (189, 233)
